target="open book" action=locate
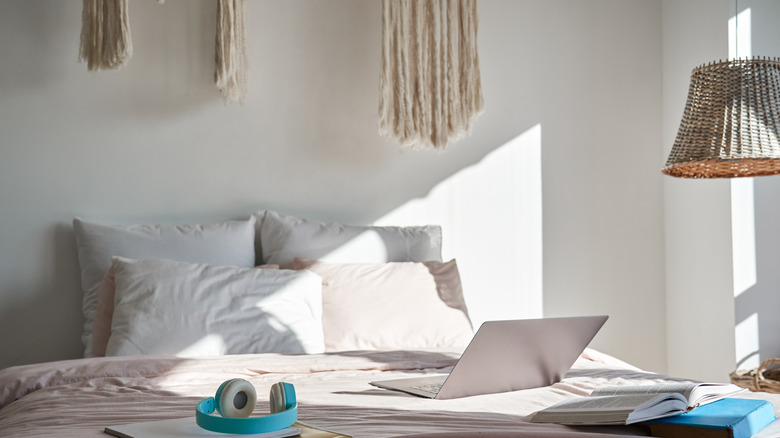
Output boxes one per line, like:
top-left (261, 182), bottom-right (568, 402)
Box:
top-left (530, 383), bottom-right (746, 425)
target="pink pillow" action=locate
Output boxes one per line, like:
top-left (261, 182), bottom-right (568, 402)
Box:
top-left (90, 264), bottom-right (282, 357)
top-left (293, 258), bottom-right (473, 352)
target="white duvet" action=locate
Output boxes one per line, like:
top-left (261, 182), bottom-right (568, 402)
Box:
top-left (2, 349), bottom-right (780, 438)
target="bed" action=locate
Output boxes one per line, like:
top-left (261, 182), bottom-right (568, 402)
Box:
top-left (2, 210), bottom-right (780, 438)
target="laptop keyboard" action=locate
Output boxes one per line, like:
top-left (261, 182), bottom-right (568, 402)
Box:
top-left (411, 383), bottom-right (443, 394)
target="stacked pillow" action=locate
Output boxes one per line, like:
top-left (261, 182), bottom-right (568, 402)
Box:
top-left (294, 258), bottom-right (473, 352)
top-left (254, 210), bottom-right (472, 351)
top-left (74, 210), bottom-right (473, 358)
top-left (106, 257), bottom-right (324, 356)
top-left (73, 217), bottom-right (257, 357)
top-left (254, 209), bottom-right (443, 268)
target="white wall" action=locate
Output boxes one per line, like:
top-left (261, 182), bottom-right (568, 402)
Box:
top-left (383, 1), bottom-right (666, 373)
top-left (480, 0), bottom-right (665, 372)
top-left (0, 1), bottom-right (665, 372)
top-left (732, 0), bottom-right (780, 372)
top-left (662, 0), bottom-right (780, 382)
top-left (661, 0), bottom-right (734, 382)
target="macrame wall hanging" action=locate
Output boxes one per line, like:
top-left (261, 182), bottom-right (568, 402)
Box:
top-left (79, 0), bottom-right (248, 104)
top-left (79, 0), bottom-right (133, 71)
top-left (78, 0), bottom-right (482, 121)
top-left (378, 0), bottom-right (484, 150)
top-left (214, 0), bottom-right (248, 104)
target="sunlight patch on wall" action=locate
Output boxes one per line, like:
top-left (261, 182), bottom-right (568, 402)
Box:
top-left (728, 7), bottom-right (751, 60)
top-left (729, 3), bottom-right (759, 372)
top-left (731, 178), bottom-right (757, 298)
top-left (735, 312), bottom-right (760, 370)
top-left (728, 5), bottom-right (757, 297)
top-left (376, 124), bottom-right (543, 328)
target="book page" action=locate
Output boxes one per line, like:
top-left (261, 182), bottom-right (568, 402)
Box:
top-left (687, 383), bottom-right (746, 408)
top-left (538, 393), bottom-right (667, 412)
top-left (592, 383), bottom-right (745, 409)
top-left (531, 393), bottom-right (688, 425)
top-left (591, 383), bottom-right (695, 402)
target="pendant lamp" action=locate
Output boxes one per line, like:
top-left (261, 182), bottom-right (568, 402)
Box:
top-left (662, 57), bottom-right (780, 178)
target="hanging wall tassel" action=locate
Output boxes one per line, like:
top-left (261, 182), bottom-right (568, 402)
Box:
top-left (379, 0), bottom-right (484, 149)
top-left (215, 0), bottom-right (248, 104)
top-left (79, 0), bottom-right (133, 71)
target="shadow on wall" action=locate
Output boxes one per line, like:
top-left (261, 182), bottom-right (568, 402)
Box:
top-left (0, 1), bottom-right (75, 92)
top-left (1, 126), bottom-right (542, 369)
top-left (0, 1), bottom-right (546, 369)
top-left (0, 223), bottom-right (83, 367)
top-left (92, 1), bottom-right (220, 117)
top-left (0, 1), bottom-right (219, 117)
top-left (0, 123), bottom-right (543, 370)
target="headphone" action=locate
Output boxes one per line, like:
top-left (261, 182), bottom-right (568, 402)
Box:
top-left (196, 379), bottom-right (297, 434)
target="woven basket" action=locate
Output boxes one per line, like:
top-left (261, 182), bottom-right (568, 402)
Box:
top-left (730, 358), bottom-right (780, 393)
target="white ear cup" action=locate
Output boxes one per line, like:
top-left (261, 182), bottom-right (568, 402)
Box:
top-left (269, 382), bottom-right (286, 414)
top-left (218, 379), bottom-right (257, 418)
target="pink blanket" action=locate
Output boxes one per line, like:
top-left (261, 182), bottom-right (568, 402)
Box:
top-left (1, 349), bottom-right (779, 437)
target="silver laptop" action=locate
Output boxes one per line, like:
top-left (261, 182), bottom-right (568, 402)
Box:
top-left (370, 315), bottom-right (608, 400)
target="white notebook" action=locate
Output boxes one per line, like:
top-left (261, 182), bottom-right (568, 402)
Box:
top-left (104, 417), bottom-right (300, 438)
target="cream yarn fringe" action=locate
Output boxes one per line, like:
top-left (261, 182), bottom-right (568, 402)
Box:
top-left (215, 0), bottom-right (248, 104)
top-left (379, 0), bottom-right (484, 149)
top-left (79, 0), bottom-right (133, 71)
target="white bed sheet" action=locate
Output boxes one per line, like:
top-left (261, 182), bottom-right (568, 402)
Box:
top-left (2, 348), bottom-right (780, 438)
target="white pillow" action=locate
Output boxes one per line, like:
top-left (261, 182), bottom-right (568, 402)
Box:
top-left (106, 257), bottom-right (324, 357)
top-left (255, 210), bottom-right (442, 268)
top-left (293, 258), bottom-right (473, 352)
top-left (73, 217), bottom-right (256, 357)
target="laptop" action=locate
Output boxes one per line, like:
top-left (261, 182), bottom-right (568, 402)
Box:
top-left (370, 315), bottom-right (608, 400)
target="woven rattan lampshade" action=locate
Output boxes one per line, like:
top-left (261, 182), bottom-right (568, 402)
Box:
top-left (663, 57), bottom-right (780, 178)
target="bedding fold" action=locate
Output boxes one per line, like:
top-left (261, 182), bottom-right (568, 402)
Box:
top-left (0, 349), bottom-right (462, 411)
top-left (3, 349), bottom-right (780, 438)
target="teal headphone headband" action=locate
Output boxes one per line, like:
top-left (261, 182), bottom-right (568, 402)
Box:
top-left (196, 380), bottom-right (297, 434)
